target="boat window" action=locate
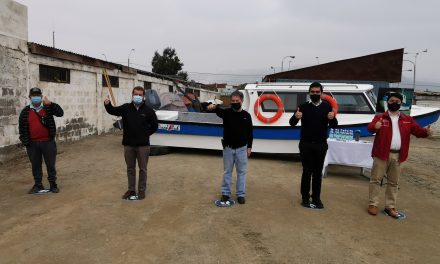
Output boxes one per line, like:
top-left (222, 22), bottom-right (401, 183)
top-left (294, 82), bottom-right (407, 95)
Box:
top-left (365, 90), bottom-right (377, 109)
top-left (257, 92), bottom-right (307, 112)
top-left (333, 93), bottom-right (374, 114)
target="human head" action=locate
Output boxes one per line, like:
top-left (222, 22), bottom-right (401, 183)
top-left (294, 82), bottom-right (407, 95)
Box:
top-left (132, 86), bottom-right (145, 96)
top-left (387, 92), bottom-right (403, 104)
top-left (309, 82), bottom-right (323, 93)
top-left (230, 90), bottom-right (243, 111)
top-left (231, 90), bottom-right (244, 103)
top-left (29, 87), bottom-right (42, 97)
top-left (29, 87), bottom-right (42, 106)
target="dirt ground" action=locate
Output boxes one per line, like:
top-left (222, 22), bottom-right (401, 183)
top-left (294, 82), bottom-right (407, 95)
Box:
top-left (0, 134), bottom-right (439, 264)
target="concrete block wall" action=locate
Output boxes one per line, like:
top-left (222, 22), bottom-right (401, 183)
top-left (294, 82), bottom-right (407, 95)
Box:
top-left (0, 1), bottom-right (29, 162)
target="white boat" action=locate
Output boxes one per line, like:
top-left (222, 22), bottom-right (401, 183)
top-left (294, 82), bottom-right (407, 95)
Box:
top-left (150, 82), bottom-right (440, 154)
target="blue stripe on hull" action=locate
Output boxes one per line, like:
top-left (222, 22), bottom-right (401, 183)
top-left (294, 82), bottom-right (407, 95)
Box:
top-left (157, 110), bottom-right (440, 140)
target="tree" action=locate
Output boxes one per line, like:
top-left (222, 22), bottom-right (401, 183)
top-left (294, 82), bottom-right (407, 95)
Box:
top-left (151, 47), bottom-right (187, 80)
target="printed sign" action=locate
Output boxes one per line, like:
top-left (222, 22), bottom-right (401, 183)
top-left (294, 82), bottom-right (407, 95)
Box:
top-left (158, 123), bottom-right (181, 132)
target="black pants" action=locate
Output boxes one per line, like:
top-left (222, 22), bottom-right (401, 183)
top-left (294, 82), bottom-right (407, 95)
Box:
top-left (299, 141), bottom-right (328, 201)
top-left (26, 140), bottom-right (57, 184)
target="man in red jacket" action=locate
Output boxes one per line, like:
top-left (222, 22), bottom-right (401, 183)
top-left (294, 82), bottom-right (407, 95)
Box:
top-left (367, 92), bottom-right (433, 218)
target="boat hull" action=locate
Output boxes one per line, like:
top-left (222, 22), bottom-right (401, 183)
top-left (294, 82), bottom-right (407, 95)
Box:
top-left (150, 109), bottom-right (439, 154)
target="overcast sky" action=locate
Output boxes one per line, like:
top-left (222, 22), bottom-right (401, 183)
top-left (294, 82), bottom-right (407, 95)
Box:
top-left (16, 0), bottom-right (440, 86)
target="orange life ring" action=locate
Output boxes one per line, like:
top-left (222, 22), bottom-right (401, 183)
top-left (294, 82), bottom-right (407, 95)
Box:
top-left (254, 94), bottom-right (284, 123)
top-left (322, 94), bottom-right (338, 115)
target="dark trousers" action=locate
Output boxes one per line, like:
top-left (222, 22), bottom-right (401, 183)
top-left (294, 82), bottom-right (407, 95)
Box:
top-left (124, 146), bottom-right (150, 192)
top-left (299, 141), bottom-right (328, 201)
top-left (26, 140), bottom-right (57, 184)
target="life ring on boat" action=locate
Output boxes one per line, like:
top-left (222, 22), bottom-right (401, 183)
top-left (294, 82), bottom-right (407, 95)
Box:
top-left (254, 94), bottom-right (284, 123)
top-left (322, 94), bottom-right (338, 115)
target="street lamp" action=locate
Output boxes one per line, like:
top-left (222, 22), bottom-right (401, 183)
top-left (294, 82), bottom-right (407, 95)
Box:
top-left (403, 49), bottom-right (427, 90)
top-left (281, 55), bottom-right (295, 72)
top-left (128, 48), bottom-right (135, 68)
top-left (288, 60), bottom-right (293, 70)
top-left (270, 66), bottom-right (275, 73)
top-left (101, 53), bottom-right (108, 61)
top-left (403, 59), bottom-right (416, 90)
top-left (315, 56), bottom-right (320, 65)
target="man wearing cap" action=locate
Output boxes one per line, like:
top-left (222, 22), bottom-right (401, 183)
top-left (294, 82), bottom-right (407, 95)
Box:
top-left (367, 92), bottom-right (433, 218)
top-left (19, 87), bottom-right (64, 194)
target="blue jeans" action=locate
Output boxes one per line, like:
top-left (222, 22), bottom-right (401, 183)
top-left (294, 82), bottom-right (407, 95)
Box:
top-left (221, 146), bottom-right (248, 197)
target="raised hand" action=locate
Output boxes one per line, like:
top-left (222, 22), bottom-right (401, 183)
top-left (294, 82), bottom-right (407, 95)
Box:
top-left (104, 96), bottom-right (111, 105)
top-left (43, 96), bottom-right (51, 105)
top-left (328, 111), bottom-right (335, 120)
top-left (374, 118), bottom-right (383, 130)
top-left (427, 125), bottom-right (433, 136)
top-left (207, 103), bottom-right (217, 111)
top-left (295, 107), bottom-right (302, 119)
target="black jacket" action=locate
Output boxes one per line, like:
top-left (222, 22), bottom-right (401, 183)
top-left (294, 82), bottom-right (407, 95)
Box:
top-left (105, 102), bottom-right (158, 146)
top-left (19, 103), bottom-right (64, 146)
top-left (289, 101), bottom-right (338, 143)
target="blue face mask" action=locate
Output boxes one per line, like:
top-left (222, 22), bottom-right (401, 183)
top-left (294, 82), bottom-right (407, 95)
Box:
top-left (31, 96), bottom-right (42, 105)
top-left (132, 95), bottom-right (143, 105)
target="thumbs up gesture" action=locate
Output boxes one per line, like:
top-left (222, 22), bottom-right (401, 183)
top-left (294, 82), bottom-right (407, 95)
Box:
top-left (374, 118), bottom-right (383, 130)
top-left (295, 107), bottom-right (302, 119)
top-left (328, 111), bottom-right (335, 120)
top-left (427, 124), bottom-right (433, 136)
top-left (43, 96), bottom-right (51, 105)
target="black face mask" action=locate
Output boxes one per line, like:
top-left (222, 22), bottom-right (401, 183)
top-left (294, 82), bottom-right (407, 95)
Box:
top-left (387, 102), bottom-right (401, 112)
top-left (310, 94), bottom-right (321, 103)
top-left (231, 102), bottom-right (241, 110)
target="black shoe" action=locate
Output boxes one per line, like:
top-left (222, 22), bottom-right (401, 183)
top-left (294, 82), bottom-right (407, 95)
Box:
top-left (221, 195), bottom-right (230, 202)
top-left (312, 200), bottom-right (324, 209)
top-left (49, 182), bottom-right (59, 193)
top-left (237, 197), bottom-right (246, 204)
top-left (301, 199), bottom-right (311, 208)
top-left (28, 184), bottom-right (44, 194)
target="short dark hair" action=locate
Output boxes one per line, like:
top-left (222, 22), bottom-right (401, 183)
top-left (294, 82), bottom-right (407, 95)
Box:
top-left (132, 86), bottom-right (145, 96)
top-left (231, 90), bottom-right (244, 100)
top-left (387, 92), bottom-right (403, 102)
top-left (309, 82), bottom-right (323, 92)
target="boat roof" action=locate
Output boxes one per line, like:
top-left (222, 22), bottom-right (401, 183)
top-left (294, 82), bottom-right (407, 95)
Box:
top-left (246, 82), bottom-right (374, 92)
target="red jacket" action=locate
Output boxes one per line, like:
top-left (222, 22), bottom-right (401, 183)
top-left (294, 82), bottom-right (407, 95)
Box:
top-left (367, 111), bottom-right (429, 162)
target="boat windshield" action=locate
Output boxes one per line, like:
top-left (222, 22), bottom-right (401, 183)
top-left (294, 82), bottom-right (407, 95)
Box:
top-left (365, 90), bottom-right (377, 109)
top-left (333, 93), bottom-right (374, 114)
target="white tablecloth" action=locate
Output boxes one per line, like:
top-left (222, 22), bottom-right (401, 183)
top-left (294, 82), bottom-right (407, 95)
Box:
top-left (323, 139), bottom-right (374, 176)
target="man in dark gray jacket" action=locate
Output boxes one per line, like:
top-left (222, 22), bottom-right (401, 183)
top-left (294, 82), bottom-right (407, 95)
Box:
top-left (19, 87), bottom-right (64, 194)
top-left (104, 86), bottom-right (158, 200)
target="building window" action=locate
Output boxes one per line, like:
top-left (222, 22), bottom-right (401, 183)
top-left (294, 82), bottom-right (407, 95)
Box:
top-left (144, 81), bottom-right (152, 90)
top-left (169, 85), bottom-right (174, 92)
top-left (39, 65), bottom-right (70, 83)
top-left (194, 89), bottom-right (200, 97)
top-left (102, 75), bottom-right (119, 88)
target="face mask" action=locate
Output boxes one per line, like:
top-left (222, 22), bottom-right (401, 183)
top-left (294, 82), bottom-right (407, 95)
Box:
top-left (310, 94), bottom-right (321, 103)
top-left (132, 95), bottom-right (143, 105)
top-left (387, 102), bottom-right (401, 112)
top-left (31, 96), bottom-right (42, 104)
top-left (231, 102), bottom-right (241, 110)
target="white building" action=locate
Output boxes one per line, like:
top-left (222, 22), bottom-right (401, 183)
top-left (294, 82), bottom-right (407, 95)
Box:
top-left (0, 0), bottom-right (219, 162)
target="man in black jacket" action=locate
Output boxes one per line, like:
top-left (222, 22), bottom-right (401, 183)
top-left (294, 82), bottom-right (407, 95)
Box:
top-left (289, 82), bottom-right (338, 209)
top-left (19, 87), bottom-right (64, 194)
top-left (104, 86), bottom-right (158, 200)
top-left (207, 91), bottom-right (253, 205)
